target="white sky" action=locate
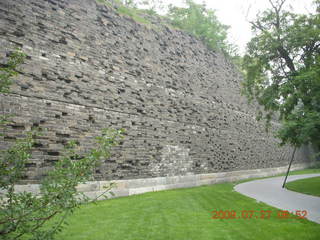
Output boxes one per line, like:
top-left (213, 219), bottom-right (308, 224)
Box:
top-left (160, 0), bottom-right (315, 54)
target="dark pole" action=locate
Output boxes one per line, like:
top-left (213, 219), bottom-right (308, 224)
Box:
top-left (282, 146), bottom-right (297, 188)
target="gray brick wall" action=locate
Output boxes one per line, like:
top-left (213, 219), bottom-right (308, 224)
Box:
top-left (0, 0), bottom-right (313, 182)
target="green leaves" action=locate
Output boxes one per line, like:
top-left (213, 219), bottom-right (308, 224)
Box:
top-left (0, 50), bottom-right (26, 93)
top-left (0, 132), bottom-right (35, 189)
top-left (167, 0), bottom-right (234, 55)
top-left (98, 0), bottom-right (235, 55)
top-left (278, 110), bottom-right (320, 147)
top-left (0, 128), bottom-right (124, 239)
top-left (242, 0), bottom-right (320, 149)
top-left (0, 49), bottom-right (124, 239)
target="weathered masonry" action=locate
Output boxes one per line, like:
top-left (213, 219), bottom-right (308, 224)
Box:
top-left (0, 0), bottom-right (315, 197)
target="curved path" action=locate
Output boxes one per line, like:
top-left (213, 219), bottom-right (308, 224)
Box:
top-left (234, 173), bottom-right (320, 224)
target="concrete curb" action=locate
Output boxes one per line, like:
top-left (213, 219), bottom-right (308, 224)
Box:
top-left (9, 162), bottom-right (314, 199)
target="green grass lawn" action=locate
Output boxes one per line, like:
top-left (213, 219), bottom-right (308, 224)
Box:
top-left (286, 176), bottom-right (320, 197)
top-left (58, 168), bottom-right (320, 240)
top-left (286, 166), bottom-right (320, 176)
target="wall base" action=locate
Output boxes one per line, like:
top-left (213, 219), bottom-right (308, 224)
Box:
top-left (10, 162), bottom-right (316, 200)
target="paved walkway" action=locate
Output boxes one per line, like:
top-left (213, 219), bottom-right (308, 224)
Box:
top-left (234, 173), bottom-right (320, 224)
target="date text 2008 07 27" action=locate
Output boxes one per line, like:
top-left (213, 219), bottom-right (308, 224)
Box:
top-left (211, 210), bottom-right (308, 220)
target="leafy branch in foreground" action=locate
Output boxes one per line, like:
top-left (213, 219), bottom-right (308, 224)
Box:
top-left (0, 50), bottom-right (26, 128)
top-left (0, 51), bottom-right (25, 93)
top-left (0, 128), bottom-right (124, 240)
top-left (0, 51), bottom-right (124, 239)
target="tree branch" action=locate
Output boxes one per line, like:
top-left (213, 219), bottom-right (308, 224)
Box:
top-left (277, 47), bottom-right (296, 72)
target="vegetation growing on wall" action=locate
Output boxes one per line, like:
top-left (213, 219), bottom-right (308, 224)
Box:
top-left (97, 0), bottom-right (237, 56)
top-left (96, 0), bottom-right (154, 26)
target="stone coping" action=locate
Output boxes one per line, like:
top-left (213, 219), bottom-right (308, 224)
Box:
top-left (10, 163), bottom-right (315, 200)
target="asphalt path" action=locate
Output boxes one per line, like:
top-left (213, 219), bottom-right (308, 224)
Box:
top-left (234, 173), bottom-right (320, 224)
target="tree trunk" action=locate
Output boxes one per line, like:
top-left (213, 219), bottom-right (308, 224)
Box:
top-left (282, 146), bottom-right (297, 188)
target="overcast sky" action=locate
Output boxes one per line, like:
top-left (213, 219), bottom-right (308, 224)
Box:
top-left (160, 0), bottom-right (315, 54)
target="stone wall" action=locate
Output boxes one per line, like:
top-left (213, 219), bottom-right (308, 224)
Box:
top-left (0, 0), bottom-right (314, 184)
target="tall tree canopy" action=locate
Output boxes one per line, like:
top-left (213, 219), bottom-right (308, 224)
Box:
top-left (242, 0), bottom-right (320, 151)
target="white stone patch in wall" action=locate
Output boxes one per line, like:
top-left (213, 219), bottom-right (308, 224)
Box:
top-left (164, 87), bottom-right (185, 97)
top-left (52, 54), bottom-right (61, 59)
top-left (98, 69), bottom-right (106, 75)
top-left (39, 56), bottom-right (49, 61)
top-left (66, 104), bottom-right (85, 111)
top-left (160, 145), bottom-right (192, 176)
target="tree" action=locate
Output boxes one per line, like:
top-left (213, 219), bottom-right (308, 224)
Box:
top-left (242, 0), bottom-right (320, 186)
top-left (242, 0), bottom-right (320, 150)
top-left (0, 51), bottom-right (123, 239)
top-left (166, 0), bottom-right (236, 55)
